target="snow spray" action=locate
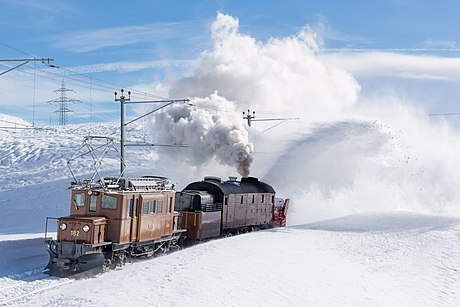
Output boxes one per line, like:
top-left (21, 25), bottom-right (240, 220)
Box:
top-left (153, 13), bottom-right (460, 221)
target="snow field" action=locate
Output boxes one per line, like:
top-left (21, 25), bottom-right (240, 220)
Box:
top-left (1, 213), bottom-right (458, 306)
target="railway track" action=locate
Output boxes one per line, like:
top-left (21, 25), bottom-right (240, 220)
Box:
top-left (0, 277), bottom-right (74, 306)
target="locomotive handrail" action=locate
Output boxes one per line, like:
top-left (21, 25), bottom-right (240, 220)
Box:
top-left (44, 217), bottom-right (60, 243)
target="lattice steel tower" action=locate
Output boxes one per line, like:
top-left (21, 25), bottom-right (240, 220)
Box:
top-left (47, 80), bottom-right (81, 125)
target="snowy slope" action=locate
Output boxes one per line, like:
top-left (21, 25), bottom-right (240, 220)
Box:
top-left (1, 214), bottom-right (458, 306)
top-left (0, 121), bottom-right (459, 306)
top-left (0, 114), bottom-right (31, 129)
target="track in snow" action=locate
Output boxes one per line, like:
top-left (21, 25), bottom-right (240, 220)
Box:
top-left (0, 277), bottom-right (74, 306)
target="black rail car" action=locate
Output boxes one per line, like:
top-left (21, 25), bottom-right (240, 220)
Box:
top-left (175, 176), bottom-right (280, 241)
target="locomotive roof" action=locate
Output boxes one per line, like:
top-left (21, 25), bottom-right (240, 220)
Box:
top-left (183, 176), bottom-right (275, 195)
top-left (70, 176), bottom-right (174, 192)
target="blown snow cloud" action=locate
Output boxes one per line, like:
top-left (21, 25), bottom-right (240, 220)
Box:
top-left (152, 13), bottom-right (460, 220)
top-left (153, 13), bottom-right (361, 176)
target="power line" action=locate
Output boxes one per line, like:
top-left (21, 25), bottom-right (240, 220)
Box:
top-left (324, 48), bottom-right (460, 53)
top-left (0, 58), bottom-right (54, 76)
top-left (429, 112), bottom-right (460, 116)
top-left (0, 41), bottom-right (167, 100)
top-left (57, 65), bottom-right (167, 100)
top-left (0, 41), bottom-right (35, 57)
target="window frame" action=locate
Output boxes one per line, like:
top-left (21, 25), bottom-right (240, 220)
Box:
top-left (167, 197), bottom-right (173, 214)
top-left (101, 195), bottom-right (118, 210)
top-left (127, 199), bottom-right (133, 217)
top-left (157, 200), bottom-right (163, 214)
top-left (73, 193), bottom-right (85, 207)
top-left (150, 200), bottom-right (157, 214)
top-left (89, 195), bottom-right (97, 212)
top-left (143, 201), bottom-right (149, 215)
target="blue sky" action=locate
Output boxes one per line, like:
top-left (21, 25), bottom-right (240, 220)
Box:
top-left (1, 0), bottom-right (460, 125)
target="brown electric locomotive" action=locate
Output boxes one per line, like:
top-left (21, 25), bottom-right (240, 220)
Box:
top-left (45, 176), bottom-right (183, 277)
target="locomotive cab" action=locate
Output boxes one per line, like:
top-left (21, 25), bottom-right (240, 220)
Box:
top-left (45, 176), bottom-right (184, 277)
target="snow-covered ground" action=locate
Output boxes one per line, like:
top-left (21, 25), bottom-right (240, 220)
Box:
top-left (1, 213), bottom-right (458, 307)
top-left (0, 115), bottom-right (459, 306)
top-left (0, 114), bottom-right (31, 129)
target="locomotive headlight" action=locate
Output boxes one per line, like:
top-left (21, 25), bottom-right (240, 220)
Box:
top-left (82, 224), bottom-right (90, 233)
top-left (59, 223), bottom-right (67, 231)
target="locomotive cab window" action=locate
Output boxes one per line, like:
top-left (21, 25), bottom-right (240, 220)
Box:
top-left (143, 201), bottom-right (149, 215)
top-left (167, 197), bottom-right (172, 213)
top-left (158, 200), bottom-right (163, 214)
top-left (89, 195), bottom-right (97, 211)
top-left (127, 199), bottom-right (133, 217)
top-left (150, 200), bottom-right (156, 214)
top-left (101, 195), bottom-right (118, 210)
top-left (134, 199), bottom-right (139, 215)
top-left (73, 193), bottom-right (85, 207)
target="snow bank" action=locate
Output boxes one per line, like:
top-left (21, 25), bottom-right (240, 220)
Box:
top-left (0, 113), bottom-right (31, 128)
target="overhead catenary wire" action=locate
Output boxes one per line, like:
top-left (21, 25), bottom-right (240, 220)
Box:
top-left (0, 41), bottom-right (35, 57)
top-left (428, 112), bottom-right (460, 116)
top-left (57, 65), bottom-right (167, 100)
top-left (3, 65), bottom-right (160, 123)
top-left (0, 41), bottom-right (167, 101)
top-left (1, 41), bottom-right (190, 128)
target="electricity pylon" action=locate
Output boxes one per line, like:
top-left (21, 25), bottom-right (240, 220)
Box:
top-left (47, 80), bottom-right (81, 125)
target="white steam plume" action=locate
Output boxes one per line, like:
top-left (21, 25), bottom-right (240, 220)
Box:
top-left (153, 13), bottom-right (360, 176)
top-left (154, 93), bottom-right (253, 177)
